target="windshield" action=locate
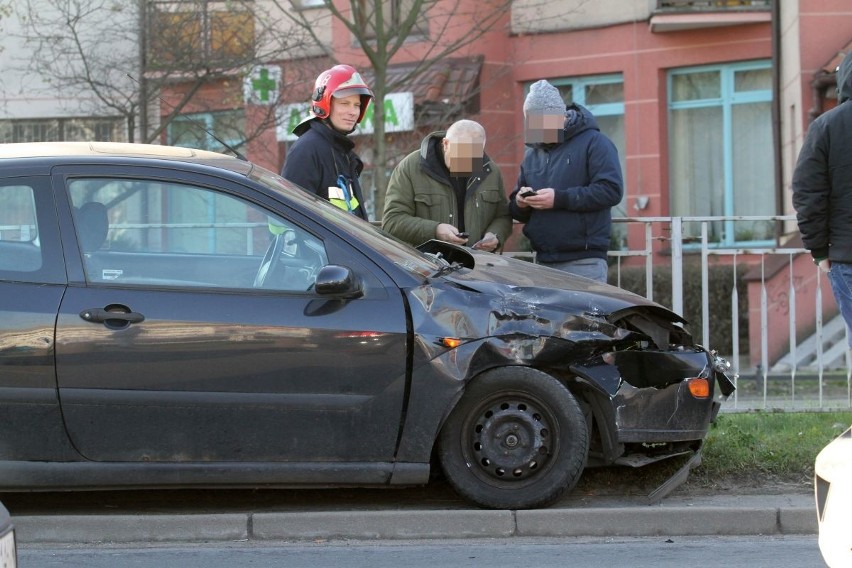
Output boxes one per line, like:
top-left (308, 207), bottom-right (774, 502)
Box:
top-left (249, 165), bottom-right (441, 278)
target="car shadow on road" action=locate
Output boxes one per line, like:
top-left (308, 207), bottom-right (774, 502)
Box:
top-left (1, 458), bottom-right (709, 514)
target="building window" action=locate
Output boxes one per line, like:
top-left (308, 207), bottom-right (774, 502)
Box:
top-left (668, 60), bottom-right (774, 245)
top-left (147, 1), bottom-right (255, 69)
top-left (167, 110), bottom-right (245, 154)
top-left (0, 118), bottom-right (125, 143)
top-left (536, 74), bottom-right (627, 248)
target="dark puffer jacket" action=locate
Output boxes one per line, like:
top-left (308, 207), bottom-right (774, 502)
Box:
top-left (281, 119), bottom-right (369, 220)
top-left (792, 52), bottom-right (852, 263)
top-left (509, 103), bottom-right (623, 263)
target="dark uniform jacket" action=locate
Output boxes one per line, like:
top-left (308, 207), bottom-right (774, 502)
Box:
top-left (793, 53), bottom-right (852, 263)
top-left (509, 104), bottom-right (623, 263)
top-left (281, 119), bottom-right (369, 220)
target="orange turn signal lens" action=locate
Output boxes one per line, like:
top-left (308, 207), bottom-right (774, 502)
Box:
top-left (441, 337), bottom-right (463, 349)
top-left (686, 377), bottom-right (710, 398)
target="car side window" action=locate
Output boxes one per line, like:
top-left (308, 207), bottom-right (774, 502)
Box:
top-left (67, 178), bottom-right (328, 292)
top-left (0, 185), bottom-right (42, 274)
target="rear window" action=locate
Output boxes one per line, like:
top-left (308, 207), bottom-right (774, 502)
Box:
top-left (0, 184), bottom-right (42, 273)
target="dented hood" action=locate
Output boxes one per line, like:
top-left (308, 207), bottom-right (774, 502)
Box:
top-left (407, 244), bottom-right (691, 360)
top-left (441, 251), bottom-right (686, 325)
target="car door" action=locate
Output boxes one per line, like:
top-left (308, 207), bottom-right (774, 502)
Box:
top-left (53, 168), bottom-right (409, 463)
top-left (0, 175), bottom-right (75, 462)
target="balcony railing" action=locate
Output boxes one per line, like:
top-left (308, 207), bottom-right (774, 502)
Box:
top-left (656, 0), bottom-right (771, 11)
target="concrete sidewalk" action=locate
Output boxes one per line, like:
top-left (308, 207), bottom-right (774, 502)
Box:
top-left (11, 491), bottom-right (816, 545)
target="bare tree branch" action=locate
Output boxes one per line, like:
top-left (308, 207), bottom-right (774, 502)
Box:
top-left (0, 0), bottom-right (12, 53)
top-left (11, 0), bottom-right (324, 146)
top-left (282, 0), bottom-right (514, 218)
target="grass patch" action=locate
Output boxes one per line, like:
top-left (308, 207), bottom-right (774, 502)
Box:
top-left (693, 410), bottom-right (852, 482)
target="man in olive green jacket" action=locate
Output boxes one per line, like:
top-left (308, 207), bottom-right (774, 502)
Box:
top-left (382, 120), bottom-right (512, 252)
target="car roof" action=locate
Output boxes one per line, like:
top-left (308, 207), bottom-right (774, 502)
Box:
top-left (0, 141), bottom-right (253, 175)
top-left (0, 141), bottom-right (228, 160)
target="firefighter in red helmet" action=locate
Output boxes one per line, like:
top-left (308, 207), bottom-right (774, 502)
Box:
top-left (281, 65), bottom-right (374, 219)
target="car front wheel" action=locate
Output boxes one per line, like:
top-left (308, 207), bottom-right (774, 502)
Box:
top-left (438, 366), bottom-right (589, 509)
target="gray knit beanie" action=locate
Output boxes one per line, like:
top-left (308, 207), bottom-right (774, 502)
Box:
top-left (523, 80), bottom-right (565, 115)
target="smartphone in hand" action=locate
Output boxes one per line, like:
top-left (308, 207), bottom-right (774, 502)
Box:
top-left (520, 189), bottom-right (538, 198)
top-left (457, 232), bottom-right (469, 239)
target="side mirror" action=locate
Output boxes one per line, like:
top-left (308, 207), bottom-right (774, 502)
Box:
top-left (314, 265), bottom-right (363, 298)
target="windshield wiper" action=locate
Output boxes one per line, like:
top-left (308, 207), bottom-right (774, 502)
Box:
top-left (424, 251), bottom-right (465, 278)
top-left (431, 262), bottom-right (465, 278)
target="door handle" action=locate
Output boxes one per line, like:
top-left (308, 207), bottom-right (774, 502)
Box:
top-left (80, 307), bottom-right (145, 325)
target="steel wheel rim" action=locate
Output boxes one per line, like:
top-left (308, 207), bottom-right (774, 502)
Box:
top-left (463, 392), bottom-right (558, 486)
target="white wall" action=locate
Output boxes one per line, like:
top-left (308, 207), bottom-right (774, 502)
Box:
top-left (0, 1), bottom-right (140, 121)
top-left (511, 0), bottom-right (655, 34)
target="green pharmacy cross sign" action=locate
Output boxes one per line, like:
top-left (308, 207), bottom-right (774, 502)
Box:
top-left (244, 66), bottom-right (281, 105)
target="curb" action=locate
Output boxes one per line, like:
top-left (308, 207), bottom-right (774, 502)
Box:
top-left (515, 506), bottom-right (816, 537)
top-left (13, 505), bottom-right (817, 544)
top-left (13, 513), bottom-right (248, 544)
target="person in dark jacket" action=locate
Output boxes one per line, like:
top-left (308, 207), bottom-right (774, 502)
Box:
top-left (792, 50), bottom-right (852, 345)
top-left (509, 79), bottom-right (623, 283)
top-left (282, 64), bottom-right (373, 220)
top-left (383, 119), bottom-right (511, 251)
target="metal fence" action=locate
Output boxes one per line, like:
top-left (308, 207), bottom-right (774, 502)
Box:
top-left (507, 214), bottom-right (851, 412)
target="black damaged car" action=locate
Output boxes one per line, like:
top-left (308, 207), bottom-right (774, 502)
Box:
top-left (0, 142), bottom-right (735, 509)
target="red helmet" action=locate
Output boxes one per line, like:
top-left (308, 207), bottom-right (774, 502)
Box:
top-left (310, 64), bottom-right (374, 124)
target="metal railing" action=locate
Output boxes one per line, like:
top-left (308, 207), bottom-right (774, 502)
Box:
top-left (507, 214), bottom-right (851, 412)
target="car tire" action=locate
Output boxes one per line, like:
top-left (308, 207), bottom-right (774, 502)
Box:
top-left (438, 366), bottom-right (589, 509)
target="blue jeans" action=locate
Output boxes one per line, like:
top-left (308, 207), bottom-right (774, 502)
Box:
top-left (539, 258), bottom-right (608, 283)
top-left (829, 262), bottom-right (852, 347)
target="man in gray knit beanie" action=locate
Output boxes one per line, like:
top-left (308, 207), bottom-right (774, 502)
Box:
top-left (523, 79), bottom-right (566, 144)
top-left (510, 78), bottom-right (623, 283)
top-left (524, 80), bottom-right (566, 115)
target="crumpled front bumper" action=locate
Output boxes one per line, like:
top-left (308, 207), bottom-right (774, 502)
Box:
top-left (574, 348), bottom-right (736, 444)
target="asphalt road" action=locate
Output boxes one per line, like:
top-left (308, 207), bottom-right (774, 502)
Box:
top-left (19, 535), bottom-right (825, 568)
